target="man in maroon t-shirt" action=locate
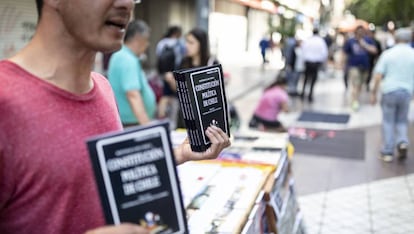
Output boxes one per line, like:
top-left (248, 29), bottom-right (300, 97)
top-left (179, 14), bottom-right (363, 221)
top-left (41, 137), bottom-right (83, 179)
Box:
top-left (0, 1), bottom-right (230, 234)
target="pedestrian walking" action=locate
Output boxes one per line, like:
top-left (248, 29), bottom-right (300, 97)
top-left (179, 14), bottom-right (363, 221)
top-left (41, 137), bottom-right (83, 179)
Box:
top-left (156, 26), bottom-right (185, 129)
top-left (344, 26), bottom-right (378, 111)
top-left (108, 20), bottom-right (156, 127)
top-left (365, 28), bottom-right (382, 91)
top-left (259, 35), bottom-right (271, 64)
top-left (289, 40), bottom-right (305, 96)
top-left (371, 28), bottom-right (414, 162)
top-left (300, 29), bottom-right (328, 102)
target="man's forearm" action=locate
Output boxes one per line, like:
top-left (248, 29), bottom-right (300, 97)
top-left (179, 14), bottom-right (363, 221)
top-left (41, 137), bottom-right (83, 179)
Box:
top-left (127, 90), bottom-right (150, 125)
top-left (371, 73), bottom-right (383, 94)
top-left (361, 40), bottom-right (378, 55)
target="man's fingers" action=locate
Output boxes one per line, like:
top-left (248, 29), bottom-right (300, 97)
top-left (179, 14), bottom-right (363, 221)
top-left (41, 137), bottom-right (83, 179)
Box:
top-left (206, 126), bottom-right (231, 153)
top-left (85, 224), bottom-right (149, 234)
top-left (208, 126), bottom-right (231, 147)
top-left (206, 127), bottom-right (229, 148)
top-left (213, 126), bottom-right (229, 141)
top-left (206, 127), bottom-right (221, 143)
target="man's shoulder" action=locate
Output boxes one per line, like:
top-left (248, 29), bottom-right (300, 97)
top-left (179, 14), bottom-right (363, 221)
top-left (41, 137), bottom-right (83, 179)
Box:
top-left (111, 48), bottom-right (135, 60)
top-left (345, 37), bottom-right (356, 43)
top-left (91, 72), bottom-right (114, 92)
top-left (109, 49), bottom-right (137, 68)
top-left (403, 46), bottom-right (414, 61)
top-left (0, 61), bottom-right (14, 95)
top-left (363, 37), bottom-right (375, 45)
top-left (386, 45), bottom-right (414, 56)
top-left (91, 72), bottom-right (108, 82)
top-left (380, 46), bottom-right (414, 64)
top-left (0, 60), bottom-right (16, 73)
top-left (0, 60), bottom-right (24, 84)
top-left (157, 38), bottom-right (177, 49)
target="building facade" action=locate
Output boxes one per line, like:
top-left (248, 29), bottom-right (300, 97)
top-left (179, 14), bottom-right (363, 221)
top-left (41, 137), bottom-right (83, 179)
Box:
top-left (0, 0), bottom-right (336, 70)
top-left (0, 0), bottom-right (37, 60)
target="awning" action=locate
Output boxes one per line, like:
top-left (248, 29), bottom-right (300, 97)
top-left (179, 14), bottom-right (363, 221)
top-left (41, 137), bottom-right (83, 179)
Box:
top-left (231, 0), bottom-right (277, 14)
top-left (338, 18), bottom-right (369, 33)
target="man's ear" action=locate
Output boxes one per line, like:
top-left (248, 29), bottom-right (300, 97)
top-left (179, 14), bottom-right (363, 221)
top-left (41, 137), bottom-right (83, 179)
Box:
top-left (43, 0), bottom-right (60, 10)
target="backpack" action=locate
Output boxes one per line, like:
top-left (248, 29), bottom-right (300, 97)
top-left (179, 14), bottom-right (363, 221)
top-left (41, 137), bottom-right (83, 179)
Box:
top-left (157, 45), bottom-right (176, 73)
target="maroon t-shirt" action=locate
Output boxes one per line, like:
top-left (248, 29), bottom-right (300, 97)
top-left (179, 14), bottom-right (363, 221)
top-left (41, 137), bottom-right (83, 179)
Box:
top-left (0, 61), bottom-right (122, 233)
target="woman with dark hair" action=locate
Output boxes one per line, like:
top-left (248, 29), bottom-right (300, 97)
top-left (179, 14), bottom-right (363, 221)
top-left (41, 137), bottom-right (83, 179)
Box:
top-left (168, 28), bottom-right (220, 128)
top-left (249, 73), bottom-right (289, 132)
top-left (180, 28), bottom-right (217, 68)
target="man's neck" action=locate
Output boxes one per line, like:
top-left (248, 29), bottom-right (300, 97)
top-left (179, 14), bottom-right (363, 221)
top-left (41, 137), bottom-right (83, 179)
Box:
top-left (125, 41), bottom-right (142, 57)
top-left (9, 20), bottom-right (96, 94)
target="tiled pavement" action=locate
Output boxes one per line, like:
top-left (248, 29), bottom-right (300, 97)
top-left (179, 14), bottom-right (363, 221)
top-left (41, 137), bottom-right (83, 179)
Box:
top-left (299, 174), bottom-right (414, 234)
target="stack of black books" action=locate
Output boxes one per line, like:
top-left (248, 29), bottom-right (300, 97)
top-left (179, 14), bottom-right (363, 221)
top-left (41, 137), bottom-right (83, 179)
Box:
top-left (86, 121), bottom-right (188, 234)
top-left (173, 64), bottom-right (230, 152)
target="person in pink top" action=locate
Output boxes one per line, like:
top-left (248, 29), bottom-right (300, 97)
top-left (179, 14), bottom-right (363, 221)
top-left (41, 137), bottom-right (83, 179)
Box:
top-left (249, 73), bottom-right (289, 131)
top-left (0, 0), bottom-right (230, 234)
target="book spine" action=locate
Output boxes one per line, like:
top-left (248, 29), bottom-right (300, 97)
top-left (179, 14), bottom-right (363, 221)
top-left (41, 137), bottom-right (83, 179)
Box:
top-left (174, 72), bottom-right (194, 147)
top-left (177, 71), bottom-right (201, 152)
top-left (185, 72), bottom-right (205, 152)
top-left (182, 73), bottom-right (201, 152)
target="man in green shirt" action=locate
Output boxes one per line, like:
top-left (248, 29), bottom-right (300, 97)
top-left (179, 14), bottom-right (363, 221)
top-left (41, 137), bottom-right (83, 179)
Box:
top-left (108, 20), bottom-right (156, 126)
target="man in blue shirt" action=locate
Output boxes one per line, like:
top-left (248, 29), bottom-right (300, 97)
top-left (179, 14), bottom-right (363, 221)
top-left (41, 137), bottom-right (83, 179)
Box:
top-left (343, 26), bottom-right (378, 111)
top-left (259, 36), bottom-right (272, 64)
top-left (371, 28), bottom-right (414, 162)
top-left (108, 20), bottom-right (156, 127)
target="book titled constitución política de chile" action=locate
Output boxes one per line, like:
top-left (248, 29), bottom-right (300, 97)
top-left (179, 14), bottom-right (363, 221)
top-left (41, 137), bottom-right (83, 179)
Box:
top-left (86, 120), bottom-right (188, 234)
top-left (173, 64), bottom-right (230, 152)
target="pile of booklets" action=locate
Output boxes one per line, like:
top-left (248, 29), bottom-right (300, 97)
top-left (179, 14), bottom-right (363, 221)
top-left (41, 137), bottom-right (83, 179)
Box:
top-left (173, 64), bottom-right (230, 152)
top-left (86, 121), bottom-right (188, 233)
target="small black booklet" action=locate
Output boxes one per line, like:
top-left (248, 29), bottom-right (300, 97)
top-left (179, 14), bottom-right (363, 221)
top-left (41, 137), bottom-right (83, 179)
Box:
top-left (86, 121), bottom-right (188, 234)
top-left (173, 64), bottom-right (230, 152)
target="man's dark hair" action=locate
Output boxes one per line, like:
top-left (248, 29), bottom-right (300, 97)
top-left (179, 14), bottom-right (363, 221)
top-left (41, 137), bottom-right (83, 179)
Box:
top-left (124, 20), bottom-right (150, 42)
top-left (36, 0), bottom-right (43, 19)
top-left (355, 25), bottom-right (365, 32)
top-left (164, 26), bottom-right (182, 38)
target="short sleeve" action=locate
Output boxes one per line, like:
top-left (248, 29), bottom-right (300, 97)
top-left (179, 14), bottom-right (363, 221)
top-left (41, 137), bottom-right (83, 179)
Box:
top-left (280, 90), bottom-right (289, 103)
top-left (374, 53), bottom-right (386, 75)
top-left (113, 56), bottom-right (142, 92)
top-left (0, 134), bottom-right (12, 212)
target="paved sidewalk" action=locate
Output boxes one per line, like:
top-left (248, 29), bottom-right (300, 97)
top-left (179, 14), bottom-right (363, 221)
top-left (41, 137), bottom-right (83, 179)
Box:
top-left (222, 56), bottom-right (414, 192)
top-left (223, 58), bottom-right (414, 233)
top-left (299, 174), bottom-right (414, 234)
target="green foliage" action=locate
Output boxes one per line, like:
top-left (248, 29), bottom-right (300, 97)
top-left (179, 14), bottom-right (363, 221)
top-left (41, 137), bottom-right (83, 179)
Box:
top-left (273, 17), bottom-right (295, 38)
top-left (348, 0), bottom-right (414, 26)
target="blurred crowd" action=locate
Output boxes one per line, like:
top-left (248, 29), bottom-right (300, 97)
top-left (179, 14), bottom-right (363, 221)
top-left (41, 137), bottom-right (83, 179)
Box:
top-left (108, 21), bottom-right (413, 154)
top-left (106, 21), bottom-right (223, 131)
top-left (265, 21), bottom-right (414, 163)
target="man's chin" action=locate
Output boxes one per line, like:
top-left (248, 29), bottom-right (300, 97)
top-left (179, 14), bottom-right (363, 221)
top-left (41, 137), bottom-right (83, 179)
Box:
top-left (97, 43), bottom-right (123, 53)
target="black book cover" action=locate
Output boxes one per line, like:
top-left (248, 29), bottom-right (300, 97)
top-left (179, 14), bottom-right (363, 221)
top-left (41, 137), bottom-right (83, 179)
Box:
top-left (174, 64), bottom-right (230, 152)
top-left (86, 121), bottom-right (188, 234)
top-left (175, 71), bottom-right (200, 152)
